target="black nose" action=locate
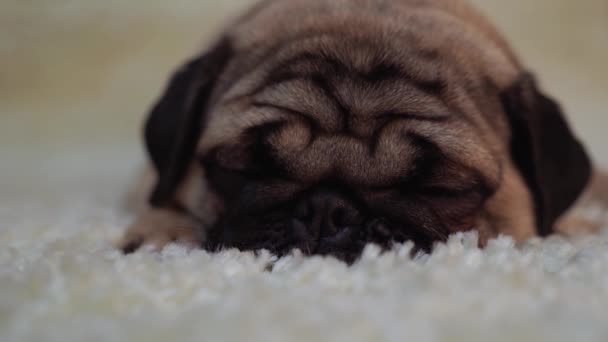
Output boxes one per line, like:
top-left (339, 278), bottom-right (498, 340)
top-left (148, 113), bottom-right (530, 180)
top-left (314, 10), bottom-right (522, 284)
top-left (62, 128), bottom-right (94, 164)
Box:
top-left (291, 190), bottom-right (363, 253)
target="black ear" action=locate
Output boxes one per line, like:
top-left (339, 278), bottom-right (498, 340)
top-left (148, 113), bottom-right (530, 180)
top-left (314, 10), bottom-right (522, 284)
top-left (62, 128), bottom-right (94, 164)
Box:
top-left (501, 73), bottom-right (592, 236)
top-left (145, 38), bottom-right (232, 206)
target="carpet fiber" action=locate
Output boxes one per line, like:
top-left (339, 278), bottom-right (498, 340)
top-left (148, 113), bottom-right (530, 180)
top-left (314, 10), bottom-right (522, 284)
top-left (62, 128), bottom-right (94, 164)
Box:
top-left (2, 150), bottom-right (608, 342)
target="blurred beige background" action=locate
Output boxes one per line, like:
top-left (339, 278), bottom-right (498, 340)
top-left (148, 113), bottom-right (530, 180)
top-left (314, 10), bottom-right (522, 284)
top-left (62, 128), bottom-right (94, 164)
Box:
top-left (1, 0), bottom-right (607, 179)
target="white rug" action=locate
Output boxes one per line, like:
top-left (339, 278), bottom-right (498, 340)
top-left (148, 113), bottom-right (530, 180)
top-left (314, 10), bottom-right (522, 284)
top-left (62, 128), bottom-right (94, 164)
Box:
top-left (2, 149), bottom-right (608, 342)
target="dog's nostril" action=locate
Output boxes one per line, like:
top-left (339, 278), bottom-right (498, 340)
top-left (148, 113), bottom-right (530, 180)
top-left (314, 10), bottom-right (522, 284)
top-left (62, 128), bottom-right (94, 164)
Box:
top-left (293, 190), bottom-right (364, 245)
top-left (328, 203), bottom-right (363, 230)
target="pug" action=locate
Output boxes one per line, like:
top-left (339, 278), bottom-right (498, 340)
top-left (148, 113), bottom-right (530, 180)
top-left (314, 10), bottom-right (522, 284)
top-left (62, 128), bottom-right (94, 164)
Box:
top-left (119, 0), bottom-right (599, 262)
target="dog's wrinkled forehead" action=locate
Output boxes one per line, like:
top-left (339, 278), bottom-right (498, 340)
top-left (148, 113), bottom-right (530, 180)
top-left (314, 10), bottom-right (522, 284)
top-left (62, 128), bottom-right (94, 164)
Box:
top-left (196, 18), bottom-right (513, 187)
top-left (198, 0), bottom-right (522, 160)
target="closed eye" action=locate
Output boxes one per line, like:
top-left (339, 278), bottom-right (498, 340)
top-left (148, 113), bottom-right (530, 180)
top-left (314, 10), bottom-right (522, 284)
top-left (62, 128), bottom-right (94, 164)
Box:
top-left (376, 111), bottom-right (450, 123)
top-left (202, 154), bottom-right (303, 211)
top-left (417, 185), bottom-right (480, 198)
top-left (202, 159), bottom-right (250, 202)
top-left (203, 120), bottom-right (288, 180)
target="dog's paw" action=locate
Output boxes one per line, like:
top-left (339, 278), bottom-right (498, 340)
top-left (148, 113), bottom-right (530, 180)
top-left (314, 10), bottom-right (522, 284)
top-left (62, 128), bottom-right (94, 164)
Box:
top-left (118, 208), bottom-right (203, 253)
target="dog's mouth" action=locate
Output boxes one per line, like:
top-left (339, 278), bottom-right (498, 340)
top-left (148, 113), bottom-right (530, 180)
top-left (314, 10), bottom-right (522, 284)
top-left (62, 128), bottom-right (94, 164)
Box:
top-left (205, 217), bottom-right (434, 264)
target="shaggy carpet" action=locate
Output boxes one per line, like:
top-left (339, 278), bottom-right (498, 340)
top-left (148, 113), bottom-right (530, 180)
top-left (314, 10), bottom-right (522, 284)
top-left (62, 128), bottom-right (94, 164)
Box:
top-left (2, 149), bottom-right (608, 342)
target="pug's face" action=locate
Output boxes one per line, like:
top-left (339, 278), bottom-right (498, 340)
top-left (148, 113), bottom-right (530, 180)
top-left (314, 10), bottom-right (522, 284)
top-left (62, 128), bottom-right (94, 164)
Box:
top-left (123, 0), bottom-right (591, 262)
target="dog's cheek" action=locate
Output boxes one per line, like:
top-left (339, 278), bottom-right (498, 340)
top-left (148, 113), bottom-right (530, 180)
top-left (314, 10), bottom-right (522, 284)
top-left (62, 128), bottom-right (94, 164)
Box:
top-left (422, 193), bottom-right (482, 227)
top-left (173, 163), bottom-right (225, 231)
top-left (478, 161), bottom-right (537, 243)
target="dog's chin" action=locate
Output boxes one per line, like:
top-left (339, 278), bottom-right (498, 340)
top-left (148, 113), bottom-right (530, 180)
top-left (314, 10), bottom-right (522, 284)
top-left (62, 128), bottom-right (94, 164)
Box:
top-left (205, 218), bottom-right (434, 264)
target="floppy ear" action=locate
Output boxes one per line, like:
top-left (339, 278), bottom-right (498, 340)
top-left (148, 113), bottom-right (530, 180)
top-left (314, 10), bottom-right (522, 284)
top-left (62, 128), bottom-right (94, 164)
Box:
top-left (145, 38), bottom-right (232, 206)
top-left (501, 73), bottom-right (592, 236)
